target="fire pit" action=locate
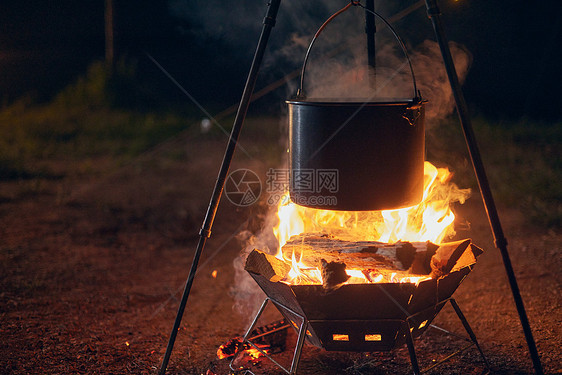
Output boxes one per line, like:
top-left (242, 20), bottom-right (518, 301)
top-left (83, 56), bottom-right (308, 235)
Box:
top-left (228, 161), bottom-right (489, 374)
top-left (232, 236), bottom-right (488, 374)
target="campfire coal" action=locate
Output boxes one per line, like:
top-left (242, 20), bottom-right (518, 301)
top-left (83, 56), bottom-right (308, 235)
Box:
top-left (217, 319), bottom-right (289, 360)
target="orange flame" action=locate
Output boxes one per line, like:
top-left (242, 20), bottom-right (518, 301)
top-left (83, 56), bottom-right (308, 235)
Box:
top-left (216, 341), bottom-right (269, 360)
top-left (272, 162), bottom-right (470, 285)
top-left (245, 348), bottom-right (265, 359)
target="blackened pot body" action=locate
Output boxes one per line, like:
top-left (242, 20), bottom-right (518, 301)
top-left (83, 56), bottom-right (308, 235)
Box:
top-left (287, 99), bottom-right (425, 211)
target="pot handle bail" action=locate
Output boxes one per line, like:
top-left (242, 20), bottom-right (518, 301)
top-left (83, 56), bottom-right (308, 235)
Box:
top-left (297, 1), bottom-right (420, 101)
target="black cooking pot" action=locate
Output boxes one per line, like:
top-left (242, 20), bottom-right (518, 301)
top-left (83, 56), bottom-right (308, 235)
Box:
top-left (287, 4), bottom-right (426, 211)
top-left (288, 98), bottom-right (425, 211)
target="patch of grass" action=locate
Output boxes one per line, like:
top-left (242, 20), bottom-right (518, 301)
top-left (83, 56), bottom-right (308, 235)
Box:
top-left (0, 102), bottom-right (190, 177)
top-left (427, 116), bottom-right (562, 228)
top-left (0, 61), bottom-right (196, 180)
top-left (53, 59), bottom-right (153, 110)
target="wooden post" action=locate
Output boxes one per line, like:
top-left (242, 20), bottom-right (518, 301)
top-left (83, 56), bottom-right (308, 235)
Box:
top-left (105, 0), bottom-right (115, 67)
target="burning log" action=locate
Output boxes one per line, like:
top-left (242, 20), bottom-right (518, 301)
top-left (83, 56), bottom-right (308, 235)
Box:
top-left (245, 234), bottom-right (480, 289)
top-left (280, 233), bottom-right (435, 272)
top-left (320, 259), bottom-right (350, 291)
top-left (244, 250), bottom-right (291, 282)
top-left (430, 238), bottom-right (482, 278)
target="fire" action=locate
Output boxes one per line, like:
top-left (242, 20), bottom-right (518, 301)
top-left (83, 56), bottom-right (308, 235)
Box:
top-left (285, 249), bottom-right (322, 285)
top-left (217, 340), bottom-right (269, 360)
top-left (345, 269), bottom-right (429, 285)
top-left (245, 348), bottom-right (265, 359)
top-left (272, 161), bottom-right (470, 285)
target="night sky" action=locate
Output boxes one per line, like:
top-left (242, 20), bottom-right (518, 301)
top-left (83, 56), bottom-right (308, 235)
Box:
top-left (1, 0), bottom-right (561, 121)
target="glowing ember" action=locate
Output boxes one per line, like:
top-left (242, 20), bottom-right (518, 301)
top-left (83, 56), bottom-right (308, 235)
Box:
top-left (246, 348), bottom-right (265, 359)
top-left (216, 340), bottom-right (269, 360)
top-left (216, 319), bottom-right (289, 361)
top-left (272, 161), bottom-right (470, 286)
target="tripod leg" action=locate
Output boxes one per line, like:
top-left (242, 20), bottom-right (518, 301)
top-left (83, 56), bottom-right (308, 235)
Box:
top-left (424, 1), bottom-right (543, 374)
top-left (158, 1), bottom-right (282, 373)
top-left (289, 320), bottom-right (308, 375)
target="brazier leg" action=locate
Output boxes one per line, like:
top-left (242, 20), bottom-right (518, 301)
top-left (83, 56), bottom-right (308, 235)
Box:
top-left (404, 322), bottom-right (421, 375)
top-left (229, 298), bottom-right (272, 373)
top-left (449, 298), bottom-right (491, 370)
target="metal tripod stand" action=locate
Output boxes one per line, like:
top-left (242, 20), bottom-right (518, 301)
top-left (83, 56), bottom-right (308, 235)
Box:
top-left (158, 1), bottom-right (544, 374)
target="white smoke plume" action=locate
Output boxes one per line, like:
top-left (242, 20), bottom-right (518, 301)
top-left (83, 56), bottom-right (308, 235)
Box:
top-left (231, 209), bottom-right (280, 319)
top-left (301, 35), bottom-right (472, 122)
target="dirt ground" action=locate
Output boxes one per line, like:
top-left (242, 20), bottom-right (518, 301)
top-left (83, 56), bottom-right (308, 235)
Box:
top-left (1, 120), bottom-right (560, 375)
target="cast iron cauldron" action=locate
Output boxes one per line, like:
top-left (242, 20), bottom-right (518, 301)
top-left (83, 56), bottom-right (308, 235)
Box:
top-left (288, 98), bottom-right (425, 211)
top-left (287, 4), bottom-right (426, 211)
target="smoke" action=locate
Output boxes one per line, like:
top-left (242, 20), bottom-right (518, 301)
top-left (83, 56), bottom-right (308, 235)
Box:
top-left (169, 1), bottom-right (471, 120)
top-left (168, 1), bottom-right (395, 88)
top-left (298, 25), bottom-right (473, 122)
top-left (231, 203), bottom-right (282, 320)
top-left (409, 40), bottom-right (472, 120)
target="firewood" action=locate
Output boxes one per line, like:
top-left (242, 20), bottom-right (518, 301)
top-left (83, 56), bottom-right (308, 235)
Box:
top-left (281, 233), bottom-right (435, 272)
top-left (320, 259), bottom-right (350, 291)
top-left (430, 239), bottom-right (471, 278)
top-left (245, 235), bottom-right (479, 285)
top-left (395, 242), bottom-right (417, 270)
top-left (452, 243), bottom-right (483, 272)
top-left (409, 241), bottom-right (439, 275)
top-left (244, 249), bottom-right (291, 282)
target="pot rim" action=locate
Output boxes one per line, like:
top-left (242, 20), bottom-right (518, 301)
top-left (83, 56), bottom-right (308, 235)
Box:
top-left (286, 98), bottom-right (419, 106)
